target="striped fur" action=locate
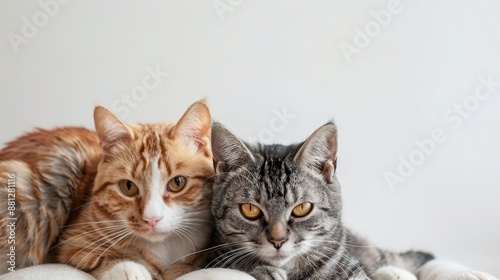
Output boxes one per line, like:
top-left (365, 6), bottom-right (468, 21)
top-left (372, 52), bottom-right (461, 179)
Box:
top-left (0, 127), bottom-right (100, 272)
top-left (0, 101), bottom-right (214, 279)
top-left (209, 122), bottom-right (433, 280)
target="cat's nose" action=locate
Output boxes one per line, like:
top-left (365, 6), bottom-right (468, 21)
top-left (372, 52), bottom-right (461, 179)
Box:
top-left (268, 237), bottom-right (288, 250)
top-left (143, 216), bottom-right (163, 228)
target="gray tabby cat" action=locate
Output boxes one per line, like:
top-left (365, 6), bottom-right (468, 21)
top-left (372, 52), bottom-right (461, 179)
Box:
top-left (208, 122), bottom-right (433, 280)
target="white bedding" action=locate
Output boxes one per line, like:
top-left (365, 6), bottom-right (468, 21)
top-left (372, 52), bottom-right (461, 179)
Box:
top-left (0, 259), bottom-right (497, 280)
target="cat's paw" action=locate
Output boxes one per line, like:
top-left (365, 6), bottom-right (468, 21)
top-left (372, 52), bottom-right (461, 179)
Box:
top-left (373, 266), bottom-right (417, 280)
top-left (250, 265), bottom-right (287, 280)
top-left (100, 261), bottom-right (152, 280)
top-left (444, 271), bottom-right (498, 280)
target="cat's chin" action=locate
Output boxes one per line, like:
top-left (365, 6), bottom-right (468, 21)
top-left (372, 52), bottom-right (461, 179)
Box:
top-left (138, 229), bottom-right (170, 243)
top-left (264, 252), bottom-right (293, 267)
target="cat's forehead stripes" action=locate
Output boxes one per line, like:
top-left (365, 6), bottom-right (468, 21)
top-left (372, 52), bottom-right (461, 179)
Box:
top-left (133, 124), bottom-right (174, 177)
top-left (138, 124), bottom-right (169, 158)
top-left (258, 159), bottom-right (289, 199)
top-left (254, 144), bottom-right (299, 208)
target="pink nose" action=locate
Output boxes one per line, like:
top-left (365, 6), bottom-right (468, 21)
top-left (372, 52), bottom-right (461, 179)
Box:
top-left (143, 216), bottom-right (163, 228)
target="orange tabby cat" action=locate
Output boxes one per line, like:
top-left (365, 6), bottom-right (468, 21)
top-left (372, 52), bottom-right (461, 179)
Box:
top-left (0, 100), bottom-right (214, 279)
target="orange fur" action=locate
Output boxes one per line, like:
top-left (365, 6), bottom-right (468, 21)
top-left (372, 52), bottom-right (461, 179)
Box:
top-left (0, 101), bottom-right (214, 279)
top-left (0, 127), bottom-right (100, 271)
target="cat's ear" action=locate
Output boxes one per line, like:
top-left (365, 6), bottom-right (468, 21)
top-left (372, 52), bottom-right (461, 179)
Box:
top-left (294, 122), bottom-right (338, 183)
top-left (94, 105), bottom-right (134, 150)
top-left (174, 100), bottom-right (212, 153)
top-left (211, 123), bottom-right (255, 174)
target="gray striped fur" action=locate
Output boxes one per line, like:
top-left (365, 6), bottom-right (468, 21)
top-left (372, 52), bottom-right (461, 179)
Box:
top-left (209, 122), bottom-right (433, 280)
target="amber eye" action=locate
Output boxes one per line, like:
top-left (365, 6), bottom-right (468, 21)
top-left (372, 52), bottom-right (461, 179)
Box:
top-left (118, 180), bottom-right (139, 196)
top-left (240, 203), bottom-right (262, 220)
top-left (167, 176), bottom-right (187, 192)
top-left (292, 203), bottom-right (313, 217)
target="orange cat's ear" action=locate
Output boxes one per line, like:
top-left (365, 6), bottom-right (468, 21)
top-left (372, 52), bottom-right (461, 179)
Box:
top-left (94, 106), bottom-right (134, 150)
top-left (174, 100), bottom-right (212, 152)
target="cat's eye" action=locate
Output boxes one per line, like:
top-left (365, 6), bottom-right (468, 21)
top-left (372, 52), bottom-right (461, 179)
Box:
top-left (167, 176), bottom-right (187, 192)
top-left (240, 203), bottom-right (262, 220)
top-left (292, 203), bottom-right (313, 217)
top-left (118, 180), bottom-right (139, 196)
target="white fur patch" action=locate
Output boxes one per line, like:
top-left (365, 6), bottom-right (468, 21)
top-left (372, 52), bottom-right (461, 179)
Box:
top-left (261, 242), bottom-right (294, 267)
top-left (143, 157), bottom-right (164, 221)
top-left (145, 209), bottom-right (212, 270)
top-left (142, 157), bottom-right (185, 236)
top-left (100, 261), bottom-right (152, 280)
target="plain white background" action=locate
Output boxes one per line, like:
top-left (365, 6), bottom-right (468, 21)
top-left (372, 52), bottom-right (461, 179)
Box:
top-left (1, 0), bottom-right (499, 277)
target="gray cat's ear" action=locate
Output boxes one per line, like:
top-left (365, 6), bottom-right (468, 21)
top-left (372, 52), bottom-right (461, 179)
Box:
top-left (94, 105), bottom-right (134, 150)
top-left (294, 122), bottom-right (338, 183)
top-left (211, 123), bottom-right (255, 174)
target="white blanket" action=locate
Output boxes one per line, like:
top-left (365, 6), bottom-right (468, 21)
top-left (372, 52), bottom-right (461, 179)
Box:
top-left (0, 260), bottom-right (497, 280)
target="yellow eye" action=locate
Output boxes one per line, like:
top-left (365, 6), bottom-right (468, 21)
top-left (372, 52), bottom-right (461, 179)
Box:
top-left (292, 203), bottom-right (313, 217)
top-left (167, 176), bottom-right (187, 192)
top-left (240, 203), bottom-right (262, 220)
top-left (118, 180), bottom-right (139, 196)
